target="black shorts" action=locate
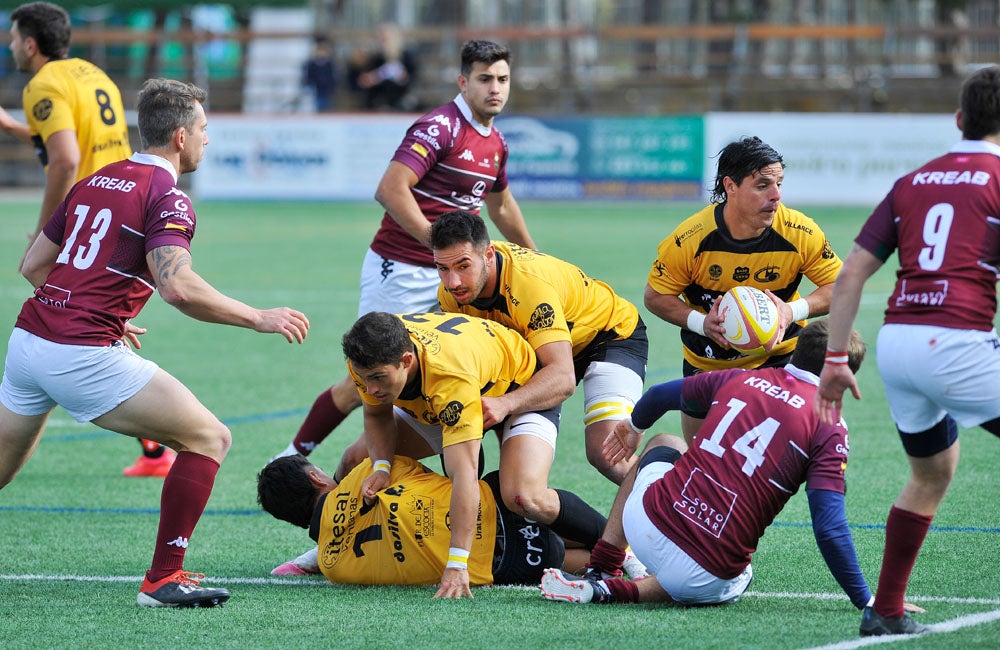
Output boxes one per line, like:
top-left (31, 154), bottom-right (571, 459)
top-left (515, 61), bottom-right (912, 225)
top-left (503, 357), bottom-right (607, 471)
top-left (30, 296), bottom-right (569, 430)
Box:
top-left (482, 471), bottom-right (565, 585)
top-left (572, 317), bottom-right (649, 383)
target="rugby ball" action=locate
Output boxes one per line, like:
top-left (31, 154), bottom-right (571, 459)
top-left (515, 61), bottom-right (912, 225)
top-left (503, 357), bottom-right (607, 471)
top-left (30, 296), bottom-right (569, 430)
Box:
top-left (717, 286), bottom-right (780, 356)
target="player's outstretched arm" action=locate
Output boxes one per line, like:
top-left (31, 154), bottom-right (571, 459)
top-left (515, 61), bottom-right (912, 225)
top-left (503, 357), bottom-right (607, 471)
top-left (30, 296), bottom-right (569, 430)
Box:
top-left (483, 189), bottom-right (535, 250)
top-left (814, 244), bottom-right (882, 424)
top-left (0, 106), bottom-right (31, 145)
top-left (148, 245), bottom-right (309, 343)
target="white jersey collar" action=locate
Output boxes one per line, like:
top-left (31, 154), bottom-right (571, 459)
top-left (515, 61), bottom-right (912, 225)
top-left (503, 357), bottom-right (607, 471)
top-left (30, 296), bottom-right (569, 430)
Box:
top-left (454, 94), bottom-right (492, 137)
top-left (784, 363), bottom-right (819, 386)
top-left (949, 139), bottom-right (1000, 158)
top-left (129, 152), bottom-right (179, 183)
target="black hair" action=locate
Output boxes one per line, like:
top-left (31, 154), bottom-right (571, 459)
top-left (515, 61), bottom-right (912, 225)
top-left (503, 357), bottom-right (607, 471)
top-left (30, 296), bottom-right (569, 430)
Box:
top-left (710, 136), bottom-right (784, 204)
top-left (960, 66), bottom-right (1000, 140)
top-left (430, 209), bottom-right (490, 251)
top-left (256, 454), bottom-right (319, 529)
top-left (11, 2), bottom-right (70, 59)
top-left (342, 312), bottom-right (411, 369)
top-left (460, 40), bottom-right (510, 77)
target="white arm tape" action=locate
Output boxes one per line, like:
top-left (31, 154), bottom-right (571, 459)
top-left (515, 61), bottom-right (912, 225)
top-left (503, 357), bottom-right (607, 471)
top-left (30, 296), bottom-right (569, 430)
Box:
top-left (789, 298), bottom-right (810, 322)
top-left (686, 310), bottom-right (706, 336)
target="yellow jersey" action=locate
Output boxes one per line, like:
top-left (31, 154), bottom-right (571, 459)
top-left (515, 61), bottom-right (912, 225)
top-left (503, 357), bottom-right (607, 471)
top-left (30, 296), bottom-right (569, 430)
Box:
top-left (349, 312), bottom-right (537, 448)
top-left (437, 241), bottom-right (639, 358)
top-left (648, 203), bottom-right (842, 371)
top-left (23, 58), bottom-right (130, 179)
top-left (314, 456), bottom-right (497, 585)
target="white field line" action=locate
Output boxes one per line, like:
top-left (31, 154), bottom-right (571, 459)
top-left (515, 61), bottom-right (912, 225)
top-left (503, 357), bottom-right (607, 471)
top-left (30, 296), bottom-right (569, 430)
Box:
top-left (801, 607), bottom-right (1000, 650)
top-left (3, 574), bottom-right (998, 609)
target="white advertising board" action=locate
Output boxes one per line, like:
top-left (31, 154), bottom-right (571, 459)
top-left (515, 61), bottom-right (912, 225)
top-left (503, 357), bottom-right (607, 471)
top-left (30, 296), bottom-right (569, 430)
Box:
top-left (193, 114), bottom-right (411, 200)
top-left (705, 112), bottom-right (958, 206)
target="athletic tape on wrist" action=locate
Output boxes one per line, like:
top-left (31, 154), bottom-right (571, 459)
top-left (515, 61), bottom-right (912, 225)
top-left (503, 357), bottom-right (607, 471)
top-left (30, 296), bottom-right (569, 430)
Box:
top-left (446, 546), bottom-right (470, 570)
top-left (686, 310), bottom-right (706, 336)
top-left (372, 459), bottom-right (391, 474)
top-left (789, 298), bottom-right (810, 322)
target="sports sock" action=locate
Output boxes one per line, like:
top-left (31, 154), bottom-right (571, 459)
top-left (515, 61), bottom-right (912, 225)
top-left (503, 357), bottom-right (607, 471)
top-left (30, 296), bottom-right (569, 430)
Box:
top-left (587, 538), bottom-right (626, 575)
top-left (146, 451), bottom-right (220, 583)
top-left (551, 489), bottom-right (608, 548)
top-left (603, 577), bottom-right (639, 604)
top-left (292, 389), bottom-right (346, 455)
top-left (873, 505), bottom-right (933, 618)
top-left (140, 438), bottom-right (166, 459)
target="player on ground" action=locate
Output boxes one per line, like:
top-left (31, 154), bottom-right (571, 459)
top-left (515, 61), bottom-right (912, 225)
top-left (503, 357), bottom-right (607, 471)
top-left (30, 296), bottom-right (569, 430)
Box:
top-left (431, 209), bottom-right (646, 484)
top-left (258, 454), bottom-right (597, 587)
top-left (541, 321), bottom-right (888, 615)
top-left (0, 2), bottom-right (172, 476)
top-left (0, 79), bottom-right (310, 608)
top-left (815, 65), bottom-right (1000, 637)
top-left (271, 39), bottom-right (535, 468)
top-left (336, 311), bottom-right (606, 598)
top-left (644, 137), bottom-right (842, 443)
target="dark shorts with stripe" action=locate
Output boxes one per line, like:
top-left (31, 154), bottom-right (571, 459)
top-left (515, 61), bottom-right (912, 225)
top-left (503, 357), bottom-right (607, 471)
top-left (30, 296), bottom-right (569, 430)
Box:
top-left (482, 471), bottom-right (565, 585)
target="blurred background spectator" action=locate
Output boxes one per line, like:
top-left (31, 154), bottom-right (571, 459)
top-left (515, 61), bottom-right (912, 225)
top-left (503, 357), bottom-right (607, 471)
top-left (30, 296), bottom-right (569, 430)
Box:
top-left (347, 23), bottom-right (418, 111)
top-left (302, 34), bottom-right (337, 112)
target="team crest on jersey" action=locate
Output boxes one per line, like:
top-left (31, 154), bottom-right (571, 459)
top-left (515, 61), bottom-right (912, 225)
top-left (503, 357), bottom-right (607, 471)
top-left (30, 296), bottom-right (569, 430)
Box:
top-left (822, 239), bottom-right (835, 259)
top-left (528, 303), bottom-right (556, 330)
top-left (438, 401), bottom-right (464, 426)
top-left (32, 98), bottom-right (53, 121)
top-left (493, 152), bottom-right (500, 170)
top-left (708, 264), bottom-right (723, 280)
top-left (732, 266), bottom-right (751, 282)
top-left (754, 265), bottom-right (780, 282)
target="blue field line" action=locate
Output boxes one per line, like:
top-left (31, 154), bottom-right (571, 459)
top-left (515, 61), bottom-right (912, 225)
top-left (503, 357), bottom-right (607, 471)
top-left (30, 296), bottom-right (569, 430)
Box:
top-left (40, 408), bottom-right (309, 443)
top-left (0, 505), bottom-right (262, 516)
top-left (1, 508), bottom-right (997, 534)
top-left (772, 520), bottom-right (1000, 534)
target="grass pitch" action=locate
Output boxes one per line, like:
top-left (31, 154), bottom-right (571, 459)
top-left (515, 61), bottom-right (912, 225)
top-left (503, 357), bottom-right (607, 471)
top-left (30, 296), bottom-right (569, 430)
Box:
top-left (0, 198), bottom-right (997, 649)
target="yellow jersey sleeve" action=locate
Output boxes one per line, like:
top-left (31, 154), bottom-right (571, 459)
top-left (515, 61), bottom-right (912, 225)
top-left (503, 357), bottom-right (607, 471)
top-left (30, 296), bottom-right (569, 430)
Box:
top-left (23, 59), bottom-right (131, 180)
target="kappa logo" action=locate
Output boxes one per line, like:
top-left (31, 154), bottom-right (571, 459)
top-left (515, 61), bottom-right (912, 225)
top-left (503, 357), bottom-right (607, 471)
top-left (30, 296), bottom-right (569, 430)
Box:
top-left (459, 149), bottom-right (475, 162)
top-left (166, 536), bottom-right (190, 549)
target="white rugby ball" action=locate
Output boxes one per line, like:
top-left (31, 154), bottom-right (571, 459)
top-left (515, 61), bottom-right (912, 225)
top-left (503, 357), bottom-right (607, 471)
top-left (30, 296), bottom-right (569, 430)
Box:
top-left (718, 286), bottom-right (780, 356)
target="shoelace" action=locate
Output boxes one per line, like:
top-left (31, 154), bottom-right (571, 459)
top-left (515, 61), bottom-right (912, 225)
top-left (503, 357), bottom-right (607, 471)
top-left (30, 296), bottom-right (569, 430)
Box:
top-left (173, 571), bottom-right (205, 586)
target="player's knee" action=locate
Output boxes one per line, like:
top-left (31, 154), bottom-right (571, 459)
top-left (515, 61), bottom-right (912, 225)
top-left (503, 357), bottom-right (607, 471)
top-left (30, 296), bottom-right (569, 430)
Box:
top-left (646, 433), bottom-right (688, 455)
top-left (501, 487), bottom-right (550, 521)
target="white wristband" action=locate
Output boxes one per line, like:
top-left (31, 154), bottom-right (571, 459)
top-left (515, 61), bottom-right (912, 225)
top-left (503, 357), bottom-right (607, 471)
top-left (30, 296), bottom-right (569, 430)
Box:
top-left (788, 298), bottom-right (810, 322)
top-left (626, 417), bottom-right (647, 436)
top-left (446, 546), bottom-right (470, 570)
top-left (686, 310), bottom-right (706, 336)
top-left (372, 459), bottom-right (391, 474)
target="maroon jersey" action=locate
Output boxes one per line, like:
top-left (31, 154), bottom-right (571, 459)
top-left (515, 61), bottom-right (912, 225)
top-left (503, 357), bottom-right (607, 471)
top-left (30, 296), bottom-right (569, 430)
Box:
top-left (856, 141), bottom-right (1000, 331)
top-left (644, 366), bottom-right (849, 579)
top-left (369, 95), bottom-right (511, 267)
top-left (16, 154), bottom-right (195, 346)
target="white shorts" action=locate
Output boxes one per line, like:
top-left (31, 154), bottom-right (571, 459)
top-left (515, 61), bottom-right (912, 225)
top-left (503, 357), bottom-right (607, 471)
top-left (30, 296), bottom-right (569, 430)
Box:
top-left (0, 328), bottom-right (159, 422)
top-left (393, 405), bottom-right (559, 454)
top-left (877, 323), bottom-right (1000, 431)
top-left (582, 361), bottom-right (644, 427)
top-left (357, 248), bottom-right (441, 317)
top-left (622, 458), bottom-right (753, 605)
